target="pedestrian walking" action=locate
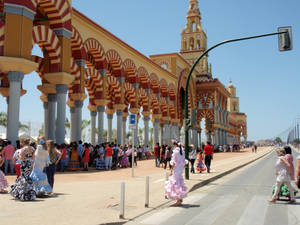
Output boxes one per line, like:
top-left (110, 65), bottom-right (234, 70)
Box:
top-left (204, 141), bottom-right (213, 173)
top-left (82, 143), bottom-right (90, 171)
top-left (45, 140), bottom-right (62, 189)
top-left (165, 142), bottom-right (188, 206)
top-left (269, 148), bottom-right (295, 204)
top-left (284, 146), bottom-right (298, 193)
top-left (296, 153), bottom-right (300, 189)
top-left (196, 150), bottom-right (206, 173)
top-left (189, 144), bottom-right (196, 174)
top-left (154, 143), bottom-right (161, 167)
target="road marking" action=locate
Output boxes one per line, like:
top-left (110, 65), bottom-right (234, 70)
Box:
top-left (236, 195), bottom-right (268, 225)
top-left (139, 193), bottom-right (206, 225)
top-left (185, 194), bottom-right (238, 225)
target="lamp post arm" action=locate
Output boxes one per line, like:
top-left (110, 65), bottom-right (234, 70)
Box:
top-left (184, 31), bottom-right (286, 180)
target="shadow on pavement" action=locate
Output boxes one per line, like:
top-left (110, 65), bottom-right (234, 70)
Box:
top-left (98, 222), bottom-right (127, 225)
top-left (171, 203), bottom-right (200, 208)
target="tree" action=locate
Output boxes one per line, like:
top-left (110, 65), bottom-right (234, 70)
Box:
top-left (275, 137), bottom-right (282, 143)
top-left (0, 112), bottom-right (7, 128)
top-left (81, 120), bottom-right (90, 131)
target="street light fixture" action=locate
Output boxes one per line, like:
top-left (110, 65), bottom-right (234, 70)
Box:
top-left (184, 28), bottom-right (293, 180)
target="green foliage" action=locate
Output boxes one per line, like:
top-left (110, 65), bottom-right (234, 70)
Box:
top-left (275, 137), bottom-right (282, 143)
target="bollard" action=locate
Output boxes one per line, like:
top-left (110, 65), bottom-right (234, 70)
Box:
top-left (119, 182), bottom-right (125, 219)
top-left (145, 176), bottom-right (149, 207)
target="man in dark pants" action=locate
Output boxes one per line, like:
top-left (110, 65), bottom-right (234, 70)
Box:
top-left (204, 141), bottom-right (213, 173)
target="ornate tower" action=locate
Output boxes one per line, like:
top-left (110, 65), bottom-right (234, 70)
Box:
top-left (227, 81), bottom-right (240, 112)
top-left (180, 0), bottom-right (211, 80)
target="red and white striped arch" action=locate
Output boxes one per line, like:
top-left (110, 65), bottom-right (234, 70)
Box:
top-left (151, 94), bottom-right (160, 115)
top-left (84, 38), bottom-right (106, 69)
top-left (32, 25), bottom-right (61, 72)
top-left (36, 0), bottom-right (72, 32)
top-left (71, 26), bottom-right (86, 60)
top-left (139, 88), bottom-right (149, 112)
top-left (123, 58), bottom-right (137, 83)
top-left (85, 67), bottom-right (104, 96)
top-left (106, 49), bottom-right (123, 77)
top-left (168, 83), bottom-right (176, 101)
top-left (106, 75), bottom-right (121, 104)
top-left (149, 73), bottom-right (160, 94)
top-left (159, 78), bottom-right (169, 98)
top-left (137, 66), bottom-right (150, 89)
top-left (160, 97), bottom-right (168, 117)
top-left (169, 103), bottom-right (176, 119)
top-left (32, 55), bottom-right (44, 78)
top-left (124, 82), bottom-right (136, 107)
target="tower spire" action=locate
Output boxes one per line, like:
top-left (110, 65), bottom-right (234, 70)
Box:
top-left (188, 0), bottom-right (201, 20)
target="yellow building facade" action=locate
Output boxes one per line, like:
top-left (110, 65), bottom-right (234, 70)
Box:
top-left (0, 0), bottom-right (246, 147)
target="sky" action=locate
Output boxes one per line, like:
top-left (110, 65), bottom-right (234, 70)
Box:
top-left (0, 0), bottom-right (299, 141)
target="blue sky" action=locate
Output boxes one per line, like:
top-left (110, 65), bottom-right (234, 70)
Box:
top-left (0, 0), bottom-right (299, 141)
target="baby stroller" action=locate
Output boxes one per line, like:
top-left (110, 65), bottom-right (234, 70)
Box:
top-left (272, 184), bottom-right (291, 201)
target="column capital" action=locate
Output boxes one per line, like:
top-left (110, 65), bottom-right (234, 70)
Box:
top-left (53, 28), bottom-right (72, 39)
top-left (88, 104), bottom-right (97, 112)
top-left (56, 84), bottom-right (68, 94)
top-left (71, 93), bottom-right (87, 101)
top-left (154, 119), bottom-right (160, 123)
top-left (122, 116), bottom-right (127, 122)
top-left (143, 116), bottom-right (150, 121)
top-left (114, 104), bottom-right (126, 111)
top-left (116, 110), bottom-right (123, 116)
top-left (97, 105), bottom-right (105, 113)
top-left (133, 83), bottom-right (139, 89)
top-left (90, 111), bottom-right (97, 117)
top-left (44, 72), bottom-right (74, 85)
top-left (105, 108), bottom-right (115, 115)
top-left (4, 3), bottom-right (36, 20)
top-left (70, 107), bottom-right (76, 113)
top-left (43, 101), bottom-right (48, 109)
top-left (48, 94), bottom-right (57, 102)
top-left (129, 107), bottom-right (139, 114)
top-left (152, 114), bottom-right (161, 120)
top-left (74, 100), bottom-right (83, 108)
top-left (94, 99), bottom-right (107, 107)
top-left (0, 57), bottom-right (38, 74)
top-left (123, 112), bottom-right (129, 118)
top-left (66, 99), bottom-right (75, 108)
top-left (8, 71), bottom-right (24, 82)
top-left (107, 114), bottom-right (113, 120)
top-left (142, 111), bottom-right (151, 117)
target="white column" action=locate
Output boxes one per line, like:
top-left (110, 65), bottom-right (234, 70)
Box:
top-left (43, 102), bottom-right (49, 140)
top-left (90, 111), bottom-right (97, 146)
top-left (160, 123), bottom-right (164, 145)
top-left (192, 127), bottom-right (198, 148)
top-left (97, 106), bottom-right (105, 144)
top-left (6, 72), bottom-right (24, 145)
top-left (55, 84), bottom-right (68, 144)
top-left (116, 110), bottom-right (123, 145)
top-left (198, 130), bottom-right (202, 148)
top-left (48, 94), bottom-right (57, 141)
top-left (133, 115), bottom-right (138, 147)
top-left (122, 116), bottom-right (127, 146)
top-left (154, 118), bottom-right (160, 145)
top-left (107, 113), bottom-right (113, 143)
top-left (70, 106), bottom-right (76, 142)
top-left (144, 116), bottom-right (150, 147)
top-left (75, 100), bottom-right (83, 142)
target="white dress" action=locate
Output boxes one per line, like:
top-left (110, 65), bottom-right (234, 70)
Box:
top-left (275, 157), bottom-right (290, 182)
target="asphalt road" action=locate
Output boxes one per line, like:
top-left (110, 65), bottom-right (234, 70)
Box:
top-left (127, 149), bottom-right (300, 225)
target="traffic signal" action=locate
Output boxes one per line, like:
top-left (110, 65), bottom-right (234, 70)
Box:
top-left (278, 26), bottom-right (293, 51)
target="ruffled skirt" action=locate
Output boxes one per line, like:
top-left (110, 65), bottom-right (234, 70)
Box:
top-left (10, 175), bottom-right (36, 201)
top-left (165, 169), bottom-right (187, 200)
top-left (30, 170), bottom-right (52, 195)
top-left (0, 170), bottom-right (9, 190)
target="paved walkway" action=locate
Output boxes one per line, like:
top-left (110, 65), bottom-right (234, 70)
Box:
top-left (0, 147), bottom-right (272, 225)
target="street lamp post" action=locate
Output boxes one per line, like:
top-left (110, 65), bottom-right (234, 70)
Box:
top-left (184, 28), bottom-right (292, 179)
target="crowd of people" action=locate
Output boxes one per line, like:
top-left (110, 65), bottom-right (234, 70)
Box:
top-left (0, 137), bottom-right (155, 200)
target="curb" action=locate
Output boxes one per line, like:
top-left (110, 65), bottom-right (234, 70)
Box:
top-left (126, 149), bottom-right (273, 223)
top-left (188, 149), bottom-right (273, 192)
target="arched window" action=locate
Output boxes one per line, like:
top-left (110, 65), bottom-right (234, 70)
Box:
top-left (161, 64), bottom-right (167, 69)
top-left (196, 40), bottom-right (201, 49)
top-left (192, 22), bottom-right (196, 32)
top-left (189, 38), bottom-right (194, 50)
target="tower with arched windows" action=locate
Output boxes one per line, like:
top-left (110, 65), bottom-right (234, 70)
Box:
top-left (180, 0), bottom-right (211, 80)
